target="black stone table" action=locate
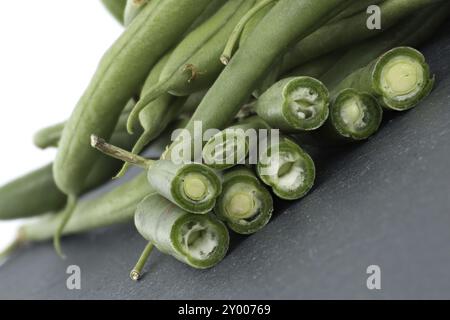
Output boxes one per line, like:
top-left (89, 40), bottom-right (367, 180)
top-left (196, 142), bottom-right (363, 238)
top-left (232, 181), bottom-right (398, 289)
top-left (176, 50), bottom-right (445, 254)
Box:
top-left (1, 24), bottom-right (449, 300)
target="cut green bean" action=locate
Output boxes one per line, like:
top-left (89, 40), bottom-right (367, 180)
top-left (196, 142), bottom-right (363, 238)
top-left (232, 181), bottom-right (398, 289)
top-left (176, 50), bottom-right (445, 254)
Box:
top-left (124, 0), bottom-right (149, 26)
top-left (147, 160), bottom-right (222, 214)
top-left (91, 136), bottom-right (222, 215)
top-left (202, 116), bottom-right (269, 170)
top-left (255, 76), bottom-right (330, 132)
top-left (257, 136), bottom-right (315, 200)
top-left (334, 47), bottom-right (434, 111)
top-left (127, 0), bottom-right (258, 132)
top-left (215, 167), bottom-right (273, 235)
top-left (330, 88), bottom-right (383, 140)
top-left (281, 0), bottom-right (443, 73)
top-left (321, 4), bottom-right (449, 91)
top-left (101, 0), bottom-right (127, 24)
top-left (135, 194), bottom-right (229, 269)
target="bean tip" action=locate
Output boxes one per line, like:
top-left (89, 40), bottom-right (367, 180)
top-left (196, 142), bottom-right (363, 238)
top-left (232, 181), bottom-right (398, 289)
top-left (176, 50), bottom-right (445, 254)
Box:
top-left (220, 55), bottom-right (230, 66)
top-left (130, 270), bottom-right (141, 282)
top-left (90, 134), bottom-right (104, 149)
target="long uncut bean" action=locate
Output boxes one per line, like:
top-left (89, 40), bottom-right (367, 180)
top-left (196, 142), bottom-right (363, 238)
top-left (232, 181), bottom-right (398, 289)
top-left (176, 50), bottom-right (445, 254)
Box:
top-left (255, 76), bottom-right (330, 132)
top-left (17, 173), bottom-right (153, 243)
top-left (257, 136), bottom-right (316, 200)
top-left (135, 194), bottom-right (229, 269)
top-left (127, 0), bottom-right (258, 132)
top-left (101, 0), bottom-right (127, 24)
top-left (328, 0), bottom-right (385, 24)
top-left (215, 167), bottom-right (273, 235)
top-left (165, 0), bottom-right (352, 162)
top-left (281, 0), bottom-right (443, 73)
top-left (333, 47), bottom-right (434, 111)
top-left (202, 116), bottom-right (270, 170)
top-left (0, 164), bottom-right (66, 220)
top-left (53, 0), bottom-right (211, 255)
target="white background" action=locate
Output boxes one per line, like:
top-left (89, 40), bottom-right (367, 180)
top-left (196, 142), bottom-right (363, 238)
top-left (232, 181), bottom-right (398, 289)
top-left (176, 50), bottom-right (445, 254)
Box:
top-left (0, 1), bottom-right (122, 250)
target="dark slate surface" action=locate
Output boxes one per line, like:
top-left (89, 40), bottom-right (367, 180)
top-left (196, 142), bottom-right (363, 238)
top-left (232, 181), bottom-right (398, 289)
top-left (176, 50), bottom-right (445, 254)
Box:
top-left (1, 27), bottom-right (450, 300)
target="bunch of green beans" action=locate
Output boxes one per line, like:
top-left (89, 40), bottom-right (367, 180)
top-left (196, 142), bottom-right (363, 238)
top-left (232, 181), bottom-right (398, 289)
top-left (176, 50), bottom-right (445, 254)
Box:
top-left (2, 0), bottom-right (447, 279)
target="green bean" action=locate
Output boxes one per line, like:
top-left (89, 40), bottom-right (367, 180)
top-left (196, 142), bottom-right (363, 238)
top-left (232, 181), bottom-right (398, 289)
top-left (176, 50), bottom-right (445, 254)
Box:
top-left (164, 0), bottom-right (352, 162)
top-left (33, 122), bottom-right (65, 149)
top-left (147, 160), bottom-right (222, 214)
top-left (314, 88), bottom-right (383, 143)
top-left (333, 47), bottom-right (434, 111)
top-left (202, 116), bottom-right (270, 170)
top-left (116, 54), bottom-right (187, 178)
top-left (215, 167), bottom-right (273, 235)
top-left (0, 164), bottom-right (66, 221)
top-left (255, 77), bottom-right (330, 132)
top-left (286, 51), bottom-right (344, 80)
top-left (101, 0), bottom-right (127, 24)
top-left (33, 98), bottom-right (136, 150)
top-left (123, 0), bottom-right (148, 26)
top-left (221, 0), bottom-right (277, 65)
top-left (135, 193), bottom-right (229, 269)
top-left (257, 136), bottom-right (315, 200)
top-left (16, 173), bottom-right (153, 243)
top-left (180, 90), bottom-right (208, 115)
top-left (53, 0), bottom-right (211, 255)
top-left (281, 0), bottom-right (443, 73)
top-left (127, 0), bottom-right (258, 132)
top-left (91, 136), bottom-right (222, 215)
top-left (321, 4), bottom-right (450, 90)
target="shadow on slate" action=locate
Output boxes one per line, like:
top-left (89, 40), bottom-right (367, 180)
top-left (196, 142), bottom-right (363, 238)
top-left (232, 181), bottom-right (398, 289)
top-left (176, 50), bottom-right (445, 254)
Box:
top-left (1, 23), bottom-right (450, 299)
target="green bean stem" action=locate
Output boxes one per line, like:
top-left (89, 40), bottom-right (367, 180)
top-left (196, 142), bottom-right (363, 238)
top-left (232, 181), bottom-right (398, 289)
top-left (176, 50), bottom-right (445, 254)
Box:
top-left (221, 0), bottom-right (277, 65)
top-left (165, 0), bottom-right (352, 162)
top-left (255, 76), bottom-right (330, 132)
top-left (257, 136), bottom-right (315, 200)
top-left (281, 0), bottom-right (443, 73)
top-left (135, 194), bottom-right (229, 269)
top-left (202, 116), bottom-right (270, 170)
top-left (147, 160), bottom-right (222, 215)
top-left (130, 242), bottom-right (154, 281)
top-left (215, 167), bottom-right (273, 235)
top-left (124, 0), bottom-right (149, 27)
top-left (334, 47), bottom-right (434, 111)
top-left (127, 0), bottom-right (258, 133)
top-left (91, 135), bottom-right (154, 169)
top-left (101, 0), bottom-right (127, 24)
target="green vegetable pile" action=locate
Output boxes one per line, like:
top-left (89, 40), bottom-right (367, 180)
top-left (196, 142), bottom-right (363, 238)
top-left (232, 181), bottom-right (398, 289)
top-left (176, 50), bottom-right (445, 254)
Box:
top-left (1, 0), bottom-right (447, 280)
